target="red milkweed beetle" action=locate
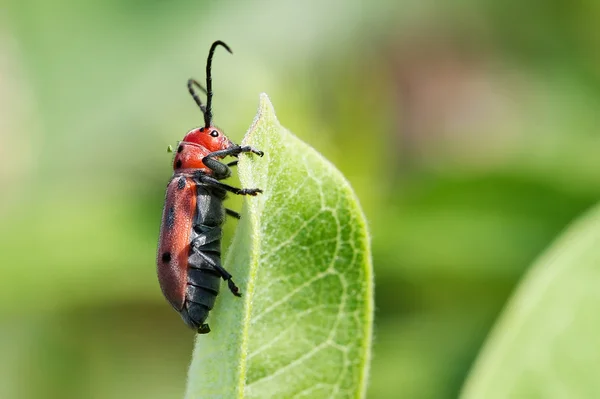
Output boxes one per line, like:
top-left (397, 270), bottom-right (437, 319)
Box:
top-left (156, 41), bottom-right (263, 334)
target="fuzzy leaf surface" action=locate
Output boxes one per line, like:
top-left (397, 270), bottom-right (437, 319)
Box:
top-left (185, 94), bottom-right (373, 399)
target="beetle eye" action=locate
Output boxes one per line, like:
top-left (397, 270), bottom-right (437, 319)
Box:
top-left (210, 130), bottom-right (219, 137)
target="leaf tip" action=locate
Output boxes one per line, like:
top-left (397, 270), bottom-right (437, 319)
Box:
top-left (258, 92), bottom-right (273, 113)
top-left (243, 93), bottom-right (278, 148)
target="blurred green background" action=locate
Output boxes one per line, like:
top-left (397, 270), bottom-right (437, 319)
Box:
top-left (1, 0), bottom-right (599, 398)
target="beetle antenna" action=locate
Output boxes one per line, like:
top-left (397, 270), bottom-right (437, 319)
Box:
top-left (187, 78), bottom-right (207, 114)
top-left (205, 40), bottom-right (232, 128)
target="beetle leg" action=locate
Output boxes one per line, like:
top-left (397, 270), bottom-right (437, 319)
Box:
top-left (201, 157), bottom-right (231, 180)
top-left (213, 263), bottom-right (242, 297)
top-left (215, 264), bottom-right (242, 297)
top-left (192, 246), bottom-right (242, 297)
top-left (205, 145), bottom-right (263, 159)
top-left (226, 160), bottom-right (238, 167)
top-left (197, 174), bottom-right (262, 196)
top-left (238, 146), bottom-right (264, 157)
top-left (197, 324), bottom-right (211, 334)
top-left (225, 208), bottom-right (241, 219)
top-left (202, 146), bottom-right (263, 179)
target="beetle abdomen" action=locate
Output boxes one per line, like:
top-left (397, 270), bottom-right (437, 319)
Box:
top-left (181, 266), bottom-right (221, 331)
top-left (184, 272), bottom-right (219, 328)
top-left (178, 224), bottom-right (223, 331)
top-left (195, 185), bottom-right (226, 227)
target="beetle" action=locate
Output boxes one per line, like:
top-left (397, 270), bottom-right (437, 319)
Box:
top-left (156, 40), bottom-right (263, 334)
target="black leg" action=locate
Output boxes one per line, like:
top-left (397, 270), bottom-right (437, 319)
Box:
top-left (198, 174), bottom-right (262, 196)
top-left (192, 247), bottom-right (242, 297)
top-left (202, 157), bottom-right (232, 180)
top-left (213, 261), bottom-right (242, 297)
top-left (225, 279), bottom-right (242, 297)
top-left (226, 208), bottom-right (241, 219)
top-left (227, 160), bottom-right (238, 167)
top-left (202, 145), bottom-right (263, 179)
top-left (197, 324), bottom-right (211, 334)
top-left (204, 145), bottom-right (264, 161)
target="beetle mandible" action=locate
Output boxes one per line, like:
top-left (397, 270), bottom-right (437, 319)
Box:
top-left (156, 40), bottom-right (263, 334)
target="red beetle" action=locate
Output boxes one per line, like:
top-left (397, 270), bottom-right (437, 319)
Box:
top-left (157, 41), bottom-right (263, 333)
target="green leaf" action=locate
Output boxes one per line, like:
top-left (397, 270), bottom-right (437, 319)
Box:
top-left (461, 203), bottom-right (600, 398)
top-left (185, 94), bottom-right (373, 399)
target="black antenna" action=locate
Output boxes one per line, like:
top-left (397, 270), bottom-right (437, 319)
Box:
top-left (187, 78), bottom-right (207, 114)
top-left (204, 40), bottom-right (232, 128)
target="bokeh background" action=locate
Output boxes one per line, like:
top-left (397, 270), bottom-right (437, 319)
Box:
top-left (2, 0), bottom-right (599, 398)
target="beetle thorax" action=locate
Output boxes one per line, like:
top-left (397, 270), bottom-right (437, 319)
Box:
top-left (172, 127), bottom-right (234, 173)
